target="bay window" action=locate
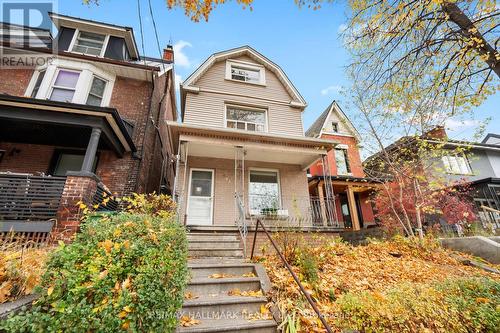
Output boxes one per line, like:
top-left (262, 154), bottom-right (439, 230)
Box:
top-left (249, 170), bottom-right (281, 214)
top-left (86, 76), bottom-right (107, 106)
top-left (226, 105), bottom-right (266, 132)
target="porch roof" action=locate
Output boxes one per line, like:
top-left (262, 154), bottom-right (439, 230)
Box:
top-left (167, 121), bottom-right (336, 169)
top-left (0, 94), bottom-right (136, 156)
top-left (308, 175), bottom-right (385, 192)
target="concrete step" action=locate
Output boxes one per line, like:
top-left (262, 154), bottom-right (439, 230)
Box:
top-left (180, 295), bottom-right (267, 319)
top-left (187, 234), bottom-right (240, 242)
top-left (186, 277), bottom-right (261, 295)
top-left (176, 318), bottom-right (277, 333)
top-left (188, 241), bottom-right (241, 250)
top-left (188, 263), bottom-right (256, 279)
top-left (189, 249), bottom-right (244, 258)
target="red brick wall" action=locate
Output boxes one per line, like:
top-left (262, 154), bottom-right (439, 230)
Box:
top-left (309, 135), bottom-right (364, 178)
top-left (0, 68), bottom-right (33, 96)
top-left (0, 142), bottom-right (54, 173)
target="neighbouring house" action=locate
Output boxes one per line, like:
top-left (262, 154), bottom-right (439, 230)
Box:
top-left (168, 46), bottom-right (337, 229)
top-left (0, 12), bottom-right (177, 240)
top-left (305, 101), bottom-right (381, 231)
top-left (364, 126), bottom-right (500, 231)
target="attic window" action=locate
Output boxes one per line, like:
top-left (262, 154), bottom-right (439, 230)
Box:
top-left (226, 60), bottom-right (265, 85)
top-left (72, 31), bottom-right (106, 56)
top-left (331, 122), bottom-right (338, 132)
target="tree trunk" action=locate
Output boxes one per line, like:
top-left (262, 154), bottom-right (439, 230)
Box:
top-left (415, 207), bottom-right (424, 240)
top-left (442, 2), bottom-right (500, 78)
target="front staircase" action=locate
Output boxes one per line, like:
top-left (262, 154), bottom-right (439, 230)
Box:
top-left (177, 231), bottom-right (277, 333)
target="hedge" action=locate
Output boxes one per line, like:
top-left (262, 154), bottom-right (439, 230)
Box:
top-left (0, 212), bottom-right (188, 332)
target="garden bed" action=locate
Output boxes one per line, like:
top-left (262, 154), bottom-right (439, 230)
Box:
top-left (258, 235), bottom-right (500, 332)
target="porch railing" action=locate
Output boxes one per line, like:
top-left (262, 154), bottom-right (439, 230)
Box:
top-left (0, 173), bottom-right (66, 232)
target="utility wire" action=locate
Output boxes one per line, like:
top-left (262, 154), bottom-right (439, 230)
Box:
top-left (137, 0), bottom-right (146, 65)
top-left (148, 0), bottom-right (167, 73)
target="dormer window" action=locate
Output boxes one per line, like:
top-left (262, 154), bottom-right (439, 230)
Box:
top-left (226, 60), bottom-right (265, 85)
top-left (72, 31), bottom-right (106, 56)
top-left (226, 105), bottom-right (267, 132)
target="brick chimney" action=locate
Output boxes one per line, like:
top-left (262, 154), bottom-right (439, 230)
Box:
top-left (162, 44), bottom-right (174, 62)
top-left (423, 126), bottom-right (447, 140)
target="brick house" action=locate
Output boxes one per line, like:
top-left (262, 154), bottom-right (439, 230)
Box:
top-left (0, 13), bottom-right (177, 239)
top-left (305, 101), bottom-right (380, 231)
top-left (169, 46), bottom-right (337, 228)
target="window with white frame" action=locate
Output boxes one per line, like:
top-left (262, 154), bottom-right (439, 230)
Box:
top-left (27, 60), bottom-right (114, 106)
top-left (72, 31), bottom-right (106, 56)
top-left (226, 105), bottom-right (266, 132)
top-left (226, 60), bottom-right (265, 85)
top-left (335, 148), bottom-right (351, 175)
top-left (86, 76), bottom-right (107, 106)
top-left (442, 154), bottom-right (472, 175)
top-left (49, 69), bottom-right (80, 103)
top-left (249, 170), bottom-right (280, 213)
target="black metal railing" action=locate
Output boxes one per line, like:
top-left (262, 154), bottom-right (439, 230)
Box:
top-left (92, 183), bottom-right (119, 211)
top-left (250, 218), bottom-right (333, 333)
top-left (0, 173), bottom-right (66, 232)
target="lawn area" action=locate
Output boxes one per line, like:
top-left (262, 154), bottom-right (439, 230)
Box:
top-left (258, 235), bottom-right (500, 332)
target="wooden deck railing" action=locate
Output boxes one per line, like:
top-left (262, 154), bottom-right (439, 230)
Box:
top-left (0, 173), bottom-right (66, 232)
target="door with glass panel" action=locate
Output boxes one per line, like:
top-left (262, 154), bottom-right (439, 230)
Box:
top-left (187, 169), bottom-right (214, 225)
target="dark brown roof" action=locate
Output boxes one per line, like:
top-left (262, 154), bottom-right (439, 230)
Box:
top-left (305, 101), bottom-right (334, 138)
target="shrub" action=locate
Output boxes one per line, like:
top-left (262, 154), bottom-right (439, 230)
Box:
top-left (297, 251), bottom-right (318, 285)
top-left (0, 212), bottom-right (188, 333)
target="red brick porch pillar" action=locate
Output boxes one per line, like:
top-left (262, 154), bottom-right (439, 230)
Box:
top-left (52, 173), bottom-right (99, 242)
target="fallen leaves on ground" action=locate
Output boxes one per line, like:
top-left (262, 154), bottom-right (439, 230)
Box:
top-left (208, 273), bottom-right (235, 279)
top-left (242, 272), bottom-right (256, 277)
top-left (228, 288), bottom-right (263, 297)
top-left (179, 315), bottom-right (201, 327)
top-left (184, 291), bottom-right (199, 299)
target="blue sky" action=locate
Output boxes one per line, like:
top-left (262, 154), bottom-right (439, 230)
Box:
top-left (24, 0), bottom-right (500, 144)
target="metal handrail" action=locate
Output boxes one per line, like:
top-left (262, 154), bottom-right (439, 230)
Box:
top-left (250, 218), bottom-right (333, 333)
top-left (235, 194), bottom-right (248, 257)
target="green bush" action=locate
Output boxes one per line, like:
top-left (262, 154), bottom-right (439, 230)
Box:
top-left (1, 212), bottom-right (188, 333)
top-left (334, 277), bottom-right (500, 332)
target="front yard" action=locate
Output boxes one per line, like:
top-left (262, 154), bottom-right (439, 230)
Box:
top-left (258, 235), bottom-right (500, 332)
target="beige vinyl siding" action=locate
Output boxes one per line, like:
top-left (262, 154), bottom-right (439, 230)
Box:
top-left (184, 54), bottom-right (305, 137)
top-left (184, 91), bottom-right (304, 136)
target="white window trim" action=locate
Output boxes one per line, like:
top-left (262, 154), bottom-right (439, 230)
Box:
top-left (335, 147), bottom-right (352, 176)
top-left (225, 59), bottom-right (266, 86)
top-left (48, 67), bottom-right (82, 102)
top-left (224, 103), bottom-right (268, 133)
top-left (25, 58), bottom-right (115, 107)
top-left (442, 154), bottom-right (473, 175)
top-left (248, 168), bottom-right (283, 215)
top-left (68, 28), bottom-right (110, 58)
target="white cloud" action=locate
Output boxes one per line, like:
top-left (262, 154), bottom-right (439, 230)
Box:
top-left (320, 85), bottom-right (342, 96)
top-left (337, 23), bottom-right (347, 34)
top-left (445, 119), bottom-right (480, 131)
top-left (173, 40), bottom-right (192, 68)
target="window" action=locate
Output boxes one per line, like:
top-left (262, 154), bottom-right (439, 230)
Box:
top-left (249, 170), bottom-right (280, 213)
top-left (30, 70), bottom-right (46, 98)
top-left (226, 106), bottom-right (266, 132)
top-left (86, 76), bottom-right (107, 106)
top-left (72, 31), bottom-right (106, 56)
top-left (331, 122), bottom-right (338, 132)
top-left (226, 60), bottom-right (265, 85)
top-left (49, 69), bottom-right (80, 102)
top-left (335, 148), bottom-right (351, 175)
top-left (51, 150), bottom-right (98, 176)
top-left (231, 65), bottom-right (260, 83)
top-left (442, 155), bottom-right (472, 175)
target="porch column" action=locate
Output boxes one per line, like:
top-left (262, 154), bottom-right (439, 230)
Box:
top-left (346, 185), bottom-right (361, 231)
top-left (81, 127), bottom-right (101, 173)
top-left (317, 181), bottom-right (328, 226)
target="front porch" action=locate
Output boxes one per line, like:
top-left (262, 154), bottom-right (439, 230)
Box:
top-left (168, 122), bottom-right (335, 228)
top-left (0, 94), bottom-right (134, 239)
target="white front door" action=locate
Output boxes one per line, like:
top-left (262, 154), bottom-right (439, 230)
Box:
top-left (187, 169), bottom-right (214, 225)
